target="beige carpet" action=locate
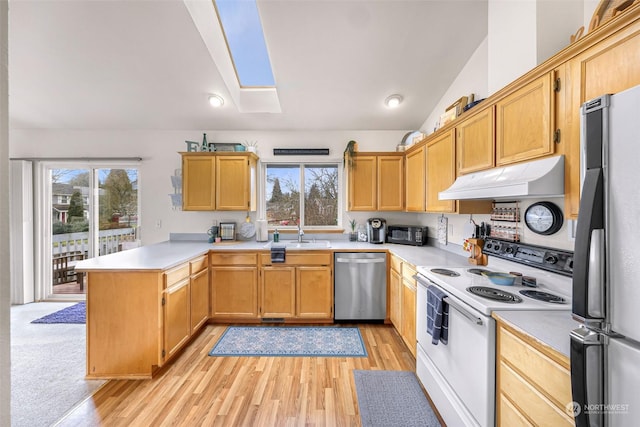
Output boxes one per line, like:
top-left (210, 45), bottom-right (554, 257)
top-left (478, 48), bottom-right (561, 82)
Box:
top-left (10, 302), bottom-right (105, 427)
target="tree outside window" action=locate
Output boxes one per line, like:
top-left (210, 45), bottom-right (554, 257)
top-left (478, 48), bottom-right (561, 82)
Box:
top-left (265, 164), bottom-right (339, 228)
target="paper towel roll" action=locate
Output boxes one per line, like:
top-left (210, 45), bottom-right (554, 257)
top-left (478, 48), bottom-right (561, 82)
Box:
top-left (255, 220), bottom-right (268, 242)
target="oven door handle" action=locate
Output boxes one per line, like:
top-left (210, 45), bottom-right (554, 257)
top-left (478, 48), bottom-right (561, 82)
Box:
top-left (414, 274), bottom-right (484, 326)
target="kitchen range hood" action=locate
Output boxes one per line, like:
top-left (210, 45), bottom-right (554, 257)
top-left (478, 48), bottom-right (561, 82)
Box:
top-left (439, 155), bottom-right (564, 200)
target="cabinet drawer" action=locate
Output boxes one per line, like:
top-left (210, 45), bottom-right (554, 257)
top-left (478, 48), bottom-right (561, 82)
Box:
top-left (498, 326), bottom-right (572, 408)
top-left (190, 255), bottom-right (208, 274)
top-left (499, 361), bottom-right (573, 426)
top-left (210, 252), bottom-right (257, 266)
top-left (390, 255), bottom-right (402, 273)
top-left (260, 252), bottom-right (331, 266)
top-left (498, 392), bottom-right (534, 427)
top-left (402, 263), bottom-right (417, 283)
top-left (164, 263), bottom-right (190, 288)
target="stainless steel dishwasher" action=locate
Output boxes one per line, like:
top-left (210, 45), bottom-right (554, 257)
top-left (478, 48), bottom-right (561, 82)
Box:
top-left (334, 252), bottom-right (387, 321)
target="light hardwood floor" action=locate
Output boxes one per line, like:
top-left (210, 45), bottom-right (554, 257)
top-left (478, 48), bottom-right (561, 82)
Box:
top-left (57, 323), bottom-right (428, 426)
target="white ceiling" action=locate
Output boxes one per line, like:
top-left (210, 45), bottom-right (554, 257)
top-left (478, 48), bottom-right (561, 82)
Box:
top-left (8, 0), bottom-right (488, 131)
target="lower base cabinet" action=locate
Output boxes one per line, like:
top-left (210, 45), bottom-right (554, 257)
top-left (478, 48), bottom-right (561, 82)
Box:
top-left (495, 319), bottom-right (574, 427)
top-left (389, 254), bottom-right (417, 357)
top-left (296, 266), bottom-right (332, 319)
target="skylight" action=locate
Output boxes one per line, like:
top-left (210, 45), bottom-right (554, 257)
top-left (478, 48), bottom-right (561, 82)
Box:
top-left (214, 0), bottom-right (275, 87)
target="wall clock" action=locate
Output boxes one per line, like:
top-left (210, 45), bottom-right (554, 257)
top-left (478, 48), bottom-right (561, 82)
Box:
top-left (524, 201), bottom-right (564, 235)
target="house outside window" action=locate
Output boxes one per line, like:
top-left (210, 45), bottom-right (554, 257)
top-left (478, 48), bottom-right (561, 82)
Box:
top-left (264, 163), bottom-right (340, 229)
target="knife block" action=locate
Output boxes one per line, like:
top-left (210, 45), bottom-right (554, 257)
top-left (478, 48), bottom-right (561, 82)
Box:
top-left (467, 238), bottom-right (488, 265)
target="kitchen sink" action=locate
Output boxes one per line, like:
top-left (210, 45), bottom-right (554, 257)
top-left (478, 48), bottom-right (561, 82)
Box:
top-left (263, 240), bottom-right (332, 249)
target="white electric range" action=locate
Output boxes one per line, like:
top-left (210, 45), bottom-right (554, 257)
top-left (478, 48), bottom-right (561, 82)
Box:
top-left (415, 239), bottom-right (573, 427)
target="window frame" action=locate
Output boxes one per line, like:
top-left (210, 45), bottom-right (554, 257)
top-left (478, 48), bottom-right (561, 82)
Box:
top-left (260, 160), bottom-right (343, 231)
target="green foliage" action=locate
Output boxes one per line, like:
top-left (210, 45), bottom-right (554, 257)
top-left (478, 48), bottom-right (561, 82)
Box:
top-left (67, 191), bottom-right (85, 222)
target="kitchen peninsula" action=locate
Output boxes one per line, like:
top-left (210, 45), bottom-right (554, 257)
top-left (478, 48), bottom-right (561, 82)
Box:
top-left (76, 238), bottom-right (467, 379)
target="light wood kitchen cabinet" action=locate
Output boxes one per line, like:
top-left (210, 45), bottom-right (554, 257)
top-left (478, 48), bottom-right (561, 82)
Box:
top-left (181, 152), bottom-right (258, 211)
top-left (563, 24), bottom-right (640, 219)
top-left (456, 107), bottom-right (495, 175)
top-left (426, 130), bottom-right (456, 213)
top-left (210, 252), bottom-right (259, 320)
top-left (495, 319), bottom-right (574, 427)
top-left (189, 256), bottom-right (209, 333)
top-left (259, 252), bottom-right (333, 321)
top-left (389, 254), bottom-right (402, 329)
top-left (163, 275), bottom-right (191, 360)
top-left (84, 252), bottom-right (210, 379)
top-left (348, 153), bottom-right (403, 211)
top-left (496, 73), bottom-right (556, 166)
top-left (261, 266), bottom-right (296, 318)
top-left (405, 144), bottom-right (426, 212)
top-left (401, 262), bottom-right (417, 357)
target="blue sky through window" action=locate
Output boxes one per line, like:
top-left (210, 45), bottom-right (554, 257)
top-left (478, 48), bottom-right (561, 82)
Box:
top-left (215, 0), bottom-right (275, 87)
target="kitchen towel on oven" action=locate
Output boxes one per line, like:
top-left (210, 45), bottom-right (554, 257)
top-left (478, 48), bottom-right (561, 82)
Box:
top-left (271, 246), bottom-right (286, 263)
top-left (426, 286), bottom-right (449, 345)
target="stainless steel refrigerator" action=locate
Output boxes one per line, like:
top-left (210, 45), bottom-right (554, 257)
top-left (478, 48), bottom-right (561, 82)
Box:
top-left (571, 84), bottom-right (640, 427)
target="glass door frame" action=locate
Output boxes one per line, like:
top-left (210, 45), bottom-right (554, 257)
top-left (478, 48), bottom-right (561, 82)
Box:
top-left (34, 160), bottom-right (141, 301)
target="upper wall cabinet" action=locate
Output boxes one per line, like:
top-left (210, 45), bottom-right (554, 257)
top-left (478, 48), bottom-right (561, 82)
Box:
top-left (405, 144), bottom-right (426, 212)
top-left (348, 153), bottom-right (404, 211)
top-left (496, 73), bottom-right (556, 166)
top-left (426, 130), bottom-right (456, 213)
top-left (456, 107), bottom-right (495, 175)
top-left (563, 23), bottom-right (640, 219)
top-left (181, 152), bottom-right (258, 211)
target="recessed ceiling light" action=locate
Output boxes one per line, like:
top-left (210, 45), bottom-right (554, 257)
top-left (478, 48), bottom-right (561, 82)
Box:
top-left (208, 94), bottom-right (224, 108)
top-left (385, 94), bottom-right (403, 108)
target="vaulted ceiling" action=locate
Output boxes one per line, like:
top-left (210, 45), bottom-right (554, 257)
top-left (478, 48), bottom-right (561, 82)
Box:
top-left (9, 0), bottom-right (488, 131)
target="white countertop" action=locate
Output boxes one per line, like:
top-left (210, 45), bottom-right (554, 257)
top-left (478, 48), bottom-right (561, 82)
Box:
top-left (493, 310), bottom-right (580, 358)
top-left (75, 238), bottom-right (469, 271)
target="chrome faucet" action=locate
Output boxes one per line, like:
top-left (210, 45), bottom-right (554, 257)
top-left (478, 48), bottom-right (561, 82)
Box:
top-left (297, 222), bottom-right (304, 243)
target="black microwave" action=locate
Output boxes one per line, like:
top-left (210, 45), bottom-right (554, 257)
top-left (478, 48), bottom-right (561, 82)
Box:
top-left (387, 225), bottom-right (428, 246)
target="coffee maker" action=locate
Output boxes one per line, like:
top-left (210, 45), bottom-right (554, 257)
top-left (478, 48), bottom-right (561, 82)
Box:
top-left (367, 218), bottom-right (387, 244)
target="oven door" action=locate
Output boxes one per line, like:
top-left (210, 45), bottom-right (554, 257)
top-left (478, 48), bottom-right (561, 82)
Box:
top-left (416, 274), bottom-right (495, 427)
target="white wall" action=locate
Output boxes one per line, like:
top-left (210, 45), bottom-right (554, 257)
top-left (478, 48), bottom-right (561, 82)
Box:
top-left (1, 1), bottom-right (11, 423)
top-left (10, 129), bottom-right (409, 244)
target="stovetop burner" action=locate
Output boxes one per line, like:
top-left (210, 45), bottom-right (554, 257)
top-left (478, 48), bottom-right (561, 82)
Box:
top-left (467, 268), bottom-right (490, 276)
top-left (519, 290), bottom-right (567, 304)
top-left (467, 286), bottom-right (523, 303)
top-left (430, 268), bottom-right (460, 277)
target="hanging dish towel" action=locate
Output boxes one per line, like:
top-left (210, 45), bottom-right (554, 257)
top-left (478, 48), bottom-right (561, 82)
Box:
top-left (426, 286), bottom-right (449, 345)
top-left (271, 247), bottom-right (286, 263)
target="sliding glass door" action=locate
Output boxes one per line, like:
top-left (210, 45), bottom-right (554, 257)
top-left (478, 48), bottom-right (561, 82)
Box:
top-left (40, 163), bottom-right (139, 299)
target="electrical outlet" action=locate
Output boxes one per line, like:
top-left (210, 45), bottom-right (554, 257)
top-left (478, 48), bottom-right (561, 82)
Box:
top-left (155, 220), bottom-right (162, 229)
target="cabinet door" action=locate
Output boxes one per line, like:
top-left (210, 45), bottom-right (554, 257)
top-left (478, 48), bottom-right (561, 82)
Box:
top-left (426, 130), bottom-right (456, 213)
top-left (210, 266), bottom-right (258, 318)
top-left (496, 73), bottom-right (555, 166)
top-left (190, 267), bottom-right (209, 333)
top-left (401, 278), bottom-right (417, 357)
top-left (297, 266), bottom-right (333, 319)
top-left (457, 107), bottom-right (495, 174)
top-left (377, 155), bottom-right (404, 211)
top-left (164, 278), bottom-right (191, 360)
top-left (182, 154), bottom-right (216, 211)
top-left (216, 155), bottom-right (250, 211)
top-left (348, 155), bottom-right (377, 211)
top-left (405, 145), bottom-right (426, 212)
top-left (389, 266), bottom-right (402, 330)
top-left (564, 29), bottom-right (640, 219)
top-left (261, 267), bottom-right (296, 318)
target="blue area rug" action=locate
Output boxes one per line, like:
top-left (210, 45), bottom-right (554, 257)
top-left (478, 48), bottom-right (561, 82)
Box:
top-left (354, 370), bottom-right (442, 427)
top-left (209, 326), bottom-right (367, 357)
top-left (31, 302), bottom-right (86, 324)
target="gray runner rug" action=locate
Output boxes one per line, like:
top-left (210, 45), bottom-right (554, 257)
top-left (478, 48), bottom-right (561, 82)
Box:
top-left (353, 370), bottom-right (442, 427)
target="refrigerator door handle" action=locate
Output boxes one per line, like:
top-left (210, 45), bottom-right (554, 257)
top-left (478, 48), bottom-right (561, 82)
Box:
top-left (573, 168), bottom-right (605, 323)
top-left (570, 327), bottom-right (605, 427)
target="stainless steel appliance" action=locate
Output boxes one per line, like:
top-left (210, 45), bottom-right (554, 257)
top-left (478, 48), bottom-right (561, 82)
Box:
top-left (366, 218), bottom-right (386, 244)
top-left (570, 85), bottom-right (640, 427)
top-left (387, 225), bottom-right (428, 246)
top-left (334, 252), bottom-right (386, 320)
top-left (415, 240), bottom-right (573, 427)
